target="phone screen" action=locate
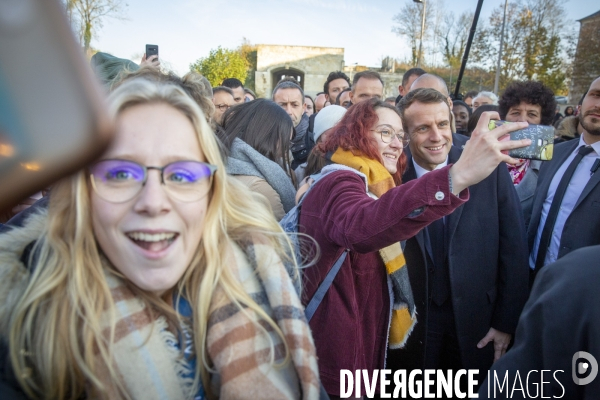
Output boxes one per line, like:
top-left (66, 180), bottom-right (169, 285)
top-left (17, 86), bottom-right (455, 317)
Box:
top-left (490, 120), bottom-right (554, 161)
top-left (146, 44), bottom-right (158, 59)
top-left (0, 0), bottom-right (113, 213)
top-left (0, 71), bottom-right (26, 172)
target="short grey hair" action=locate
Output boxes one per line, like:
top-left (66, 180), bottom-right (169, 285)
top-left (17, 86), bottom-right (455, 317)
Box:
top-left (474, 91), bottom-right (499, 105)
top-left (213, 86), bottom-right (234, 96)
top-left (272, 80), bottom-right (305, 102)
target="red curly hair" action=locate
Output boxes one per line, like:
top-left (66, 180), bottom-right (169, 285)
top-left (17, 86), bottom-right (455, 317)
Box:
top-left (318, 98), bottom-right (407, 185)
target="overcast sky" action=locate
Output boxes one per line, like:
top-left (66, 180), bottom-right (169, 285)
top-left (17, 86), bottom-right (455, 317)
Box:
top-left (92, 0), bottom-right (596, 76)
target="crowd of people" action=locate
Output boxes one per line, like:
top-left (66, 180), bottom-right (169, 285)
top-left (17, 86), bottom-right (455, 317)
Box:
top-left (1, 49), bottom-right (599, 400)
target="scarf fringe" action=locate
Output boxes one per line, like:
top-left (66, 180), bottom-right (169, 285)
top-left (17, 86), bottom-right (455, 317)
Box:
top-left (155, 315), bottom-right (196, 398)
top-left (388, 306), bottom-right (417, 350)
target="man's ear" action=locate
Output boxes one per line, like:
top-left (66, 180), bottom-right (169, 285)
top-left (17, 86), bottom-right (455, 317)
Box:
top-left (349, 91), bottom-right (355, 104)
top-left (303, 102), bottom-right (307, 112)
top-left (324, 93), bottom-right (330, 102)
top-left (398, 85), bottom-right (405, 96)
top-left (447, 97), bottom-right (453, 109)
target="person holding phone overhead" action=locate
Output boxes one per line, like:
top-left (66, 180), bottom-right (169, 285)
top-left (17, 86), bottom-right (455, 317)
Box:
top-left (141, 44), bottom-right (160, 69)
top-left (0, 78), bottom-right (320, 400)
top-left (385, 89), bottom-right (529, 395)
top-left (298, 92), bottom-right (531, 398)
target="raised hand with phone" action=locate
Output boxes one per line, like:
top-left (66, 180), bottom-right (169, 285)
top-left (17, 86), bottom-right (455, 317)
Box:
top-left (141, 44), bottom-right (160, 69)
top-left (448, 111), bottom-right (531, 195)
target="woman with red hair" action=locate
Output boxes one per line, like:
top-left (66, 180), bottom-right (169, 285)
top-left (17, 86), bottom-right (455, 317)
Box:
top-left (298, 98), bottom-right (528, 398)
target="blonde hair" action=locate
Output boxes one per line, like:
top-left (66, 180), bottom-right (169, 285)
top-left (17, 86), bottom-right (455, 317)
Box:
top-left (8, 78), bottom-right (299, 399)
top-left (111, 66), bottom-right (216, 128)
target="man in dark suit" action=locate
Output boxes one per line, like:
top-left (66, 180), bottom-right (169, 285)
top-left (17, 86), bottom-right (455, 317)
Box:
top-left (388, 88), bottom-right (530, 391)
top-left (528, 77), bottom-right (600, 281)
top-left (479, 245), bottom-right (600, 399)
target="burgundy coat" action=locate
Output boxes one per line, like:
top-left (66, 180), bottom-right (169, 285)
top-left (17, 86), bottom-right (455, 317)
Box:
top-left (299, 167), bottom-right (468, 396)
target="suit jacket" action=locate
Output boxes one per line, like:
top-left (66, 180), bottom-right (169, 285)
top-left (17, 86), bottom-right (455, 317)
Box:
top-left (528, 140), bottom-right (600, 271)
top-left (389, 146), bottom-right (529, 373)
top-left (515, 160), bottom-right (543, 230)
top-left (452, 132), bottom-right (469, 149)
top-left (479, 245), bottom-right (600, 399)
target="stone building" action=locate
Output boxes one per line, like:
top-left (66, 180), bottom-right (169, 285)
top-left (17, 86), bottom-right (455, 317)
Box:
top-left (254, 44), bottom-right (344, 98)
top-left (569, 10), bottom-right (600, 103)
top-left (345, 69), bottom-right (402, 100)
top-left (254, 44), bottom-right (404, 100)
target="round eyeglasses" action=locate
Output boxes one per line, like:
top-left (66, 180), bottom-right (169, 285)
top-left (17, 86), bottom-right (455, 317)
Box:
top-left (90, 159), bottom-right (217, 203)
top-left (372, 127), bottom-right (410, 147)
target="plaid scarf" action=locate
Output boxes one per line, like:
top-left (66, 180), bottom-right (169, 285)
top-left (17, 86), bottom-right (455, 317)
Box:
top-left (331, 148), bottom-right (417, 349)
top-left (97, 272), bottom-right (194, 400)
top-left (96, 241), bottom-right (321, 399)
top-left (0, 209), bottom-right (320, 400)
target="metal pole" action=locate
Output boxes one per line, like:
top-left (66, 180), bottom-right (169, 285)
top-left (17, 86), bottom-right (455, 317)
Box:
top-left (494, 0), bottom-right (508, 94)
top-left (417, 0), bottom-right (426, 68)
top-left (453, 0), bottom-right (485, 98)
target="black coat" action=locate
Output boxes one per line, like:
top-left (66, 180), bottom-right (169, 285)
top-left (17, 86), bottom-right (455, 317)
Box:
top-left (0, 341), bottom-right (28, 399)
top-left (452, 132), bottom-right (469, 149)
top-left (528, 139), bottom-right (600, 273)
top-left (389, 146), bottom-right (529, 374)
top-left (479, 245), bottom-right (600, 399)
top-left (0, 198), bottom-right (46, 399)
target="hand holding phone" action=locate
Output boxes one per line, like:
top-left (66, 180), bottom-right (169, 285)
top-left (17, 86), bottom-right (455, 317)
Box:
top-left (0, 0), bottom-right (113, 213)
top-left (145, 44), bottom-right (158, 60)
top-left (141, 44), bottom-right (159, 69)
top-left (491, 120), bottom-right (554, 160)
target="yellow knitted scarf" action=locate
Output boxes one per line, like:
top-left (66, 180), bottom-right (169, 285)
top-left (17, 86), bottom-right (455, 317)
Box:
top-left (331, 148), bottom-right (416, 349)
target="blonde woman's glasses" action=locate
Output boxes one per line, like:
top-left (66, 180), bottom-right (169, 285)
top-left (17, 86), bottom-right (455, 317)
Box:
top-left (90, 159), bottom-right (217, 203)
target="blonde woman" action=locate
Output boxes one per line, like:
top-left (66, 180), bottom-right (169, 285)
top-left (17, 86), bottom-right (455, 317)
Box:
top-left (0, 79), bottom-right (319, 399)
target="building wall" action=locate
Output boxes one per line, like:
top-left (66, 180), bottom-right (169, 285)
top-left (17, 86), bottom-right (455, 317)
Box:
top-left (569, 11), bottom-right (600, 104)
top-left (255, 45), bottom-right (344, 98)
top-left (254, 44), bottom-right (406, 101)
top-left (343, 67), bottom-right (402, 100)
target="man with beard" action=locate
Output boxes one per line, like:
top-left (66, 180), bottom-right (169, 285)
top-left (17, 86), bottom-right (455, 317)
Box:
top-left (323, 71), bottom-right (350, 105)
top-left (528, 77), bottom-right (600, 283)
top-left (221, 78), bottom-right (246, 104)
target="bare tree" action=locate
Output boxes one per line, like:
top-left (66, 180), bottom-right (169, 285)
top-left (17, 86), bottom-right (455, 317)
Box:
top-left (436, 11), bottom-right (472, 70)
top-left (68, 0), bottom-right (127, 52)
top-left (392, 0), bottom-right (434, 67)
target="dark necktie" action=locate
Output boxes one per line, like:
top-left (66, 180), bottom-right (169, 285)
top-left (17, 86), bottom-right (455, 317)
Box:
top-left (427, 218), bottom-right (449, 306)
top-left (535, 145), bottom-right (594, 271)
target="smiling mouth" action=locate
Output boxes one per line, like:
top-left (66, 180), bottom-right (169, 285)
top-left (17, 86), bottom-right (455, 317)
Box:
top-left (126, 232), bottom-right (178, 252)
top-left (383, 153), bottom-right (399, 161)
top-left (427, 145), bottom-right (445, 151)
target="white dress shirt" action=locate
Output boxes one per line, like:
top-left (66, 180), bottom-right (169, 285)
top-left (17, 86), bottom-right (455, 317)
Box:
top-left (529, 136), bottom-right (600, 269)
top-left (413, 157), bottom-right (448, 179)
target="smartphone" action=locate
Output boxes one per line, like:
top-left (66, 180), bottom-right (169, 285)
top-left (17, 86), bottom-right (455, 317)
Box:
top-left (0, 0), bottom-right (114, 213)
top-left (490, 121), bottom-right (554, 161)
top-left (145, 44), bottom-right (159, 60)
